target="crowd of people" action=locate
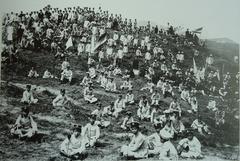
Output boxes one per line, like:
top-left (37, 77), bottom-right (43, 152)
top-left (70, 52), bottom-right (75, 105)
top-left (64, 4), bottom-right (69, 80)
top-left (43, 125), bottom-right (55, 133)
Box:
top-left (2, 4), bottom-right (239, 161)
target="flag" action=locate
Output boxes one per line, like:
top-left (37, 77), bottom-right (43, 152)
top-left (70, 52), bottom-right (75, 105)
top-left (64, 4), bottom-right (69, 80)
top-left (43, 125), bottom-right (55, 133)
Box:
top-left (93, 32), bottom-right (108, 51)
top-left (193, 58), bottom-right (200, 82)
top-left (66, 36), bottom-right (73, 49)
top-left (192, 27), bottom-right (203, 34)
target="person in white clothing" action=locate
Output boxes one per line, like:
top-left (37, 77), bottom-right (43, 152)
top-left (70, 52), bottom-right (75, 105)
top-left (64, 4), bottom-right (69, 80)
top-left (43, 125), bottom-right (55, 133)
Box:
top-left (105, 77), bottom-right (117, 92)
top-left (61, 66), bottom-right (73, 83)
top-left (151, 89), bottom-right (161, 105)
top-left (159, 127), bottom-right (178, 161)
top-left (10, 107), bottom-right (38, 139)
top-left (147, 126), bottom-right (163, 155)
top-left (42, 69), bottom-right (54, 79)
top-left (83, 85), bottom-right (98, 104)
top-left (120, 112), bottom-right (134, 130)
top-left (28, 67), bottom-right (39, 78)
top-left (60, 126), bottom-right (87, 159)
top-left (52, 89), bottom-right (70, 108)
top-left (82, 115), bottom-right (100, 147)
top-left (113, 95), bottom-right (126, 118)
top-left (120, 122), bottom-right (148, 159)
top-left (124, 90), bottom-right (135, 105)
top-left (177, 131), bottom-right (203, 159)
top-left (21, 85), bottom-right (38, 104)
top-left (120, 77), bottom-right (133, 91)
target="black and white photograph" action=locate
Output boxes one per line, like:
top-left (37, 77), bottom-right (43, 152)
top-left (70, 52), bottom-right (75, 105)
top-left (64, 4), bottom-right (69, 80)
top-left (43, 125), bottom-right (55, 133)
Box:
top-left (0, 0), bottom-right (239, 160)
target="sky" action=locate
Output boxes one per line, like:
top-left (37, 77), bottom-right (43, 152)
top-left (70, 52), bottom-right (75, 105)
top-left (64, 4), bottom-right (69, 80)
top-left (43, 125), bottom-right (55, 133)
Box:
top-left (0, 0), bottom-right (239, 43)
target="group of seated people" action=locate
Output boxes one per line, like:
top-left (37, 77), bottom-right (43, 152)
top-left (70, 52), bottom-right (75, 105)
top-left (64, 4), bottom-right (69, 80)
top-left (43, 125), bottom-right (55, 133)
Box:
top-left (120, 121), bottom-right (203, 160)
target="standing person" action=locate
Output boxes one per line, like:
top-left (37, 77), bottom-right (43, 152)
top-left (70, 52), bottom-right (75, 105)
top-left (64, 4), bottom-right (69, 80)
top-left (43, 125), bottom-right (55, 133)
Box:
top-left (120, 122), bottom-right (148, 159)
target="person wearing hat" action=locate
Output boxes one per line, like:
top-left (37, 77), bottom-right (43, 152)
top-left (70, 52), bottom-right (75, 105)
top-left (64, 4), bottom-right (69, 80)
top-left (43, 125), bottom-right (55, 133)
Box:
top-left (159, 127), bottom-right (178, 161)
top-left (60, 65), bottom-right (73, 84)
top-left (105, 77), bottom-right (117, 92)
top-left (120, 122), bottom-right (148, 159)
top-left (82, 115), bottom-right (100, 147)
top-left (10, 107), bottom-right (38, 139)
top-left (21, 85), bottom-right (38, 104)
top-left (113, 95), bottom-right (126, 118)
top-left (120, 112), bottom-right (134, 130)
top-left (177, 131), bottom-right (203, 159)
top-left (83, 85), bottom-right (98, 104)
top-left (120, 77), bottom-right (133, 91)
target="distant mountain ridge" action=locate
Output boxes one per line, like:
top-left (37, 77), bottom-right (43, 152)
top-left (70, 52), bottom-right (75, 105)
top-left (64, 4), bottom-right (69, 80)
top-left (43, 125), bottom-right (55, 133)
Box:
top-left (207, 38), bottom-right (238, 44)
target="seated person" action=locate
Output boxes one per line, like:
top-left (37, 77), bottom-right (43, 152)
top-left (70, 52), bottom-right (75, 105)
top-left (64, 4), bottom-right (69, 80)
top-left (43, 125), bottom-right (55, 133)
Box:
top-left (120, 112), bottom-right (134, 130)
top-left (113, 66), bottom-right (122, 76)
top-left (160, 120), bottom-right (175, 140)
top-left (21, 85), bottom-right (38, 104)
top-left (60, 126), bottom-right (87, 159)
top-left (147, 126), bottom-right (163, 156)
top-left (96, 72), bottom-right (107, 88)
top-left (120, 77), bottom-right (133, 91)
top-left (169, 98), bottom-right (181, 117)
top-left (206, 100), bottom-right (217, 111)
top-left (189, 97), bottom-right (198, 113)
top-left (120, 122), bottom-right (148, 159)
top-left (102, 102), bottom-right (115, 116)
top-left (177, 131), bottom-right (203, 159)
top-left (80, 73), bottom-right (92, 86)
top-left (52, 89), bottom-right (70, 107)
top-left (162, 81), bottom-right (173, 98)
top-left (82, 115), bottom-right (100, 147)
top-left (105, 77), bottom-right (117, 92)
top-left (151, 89), bottom-right (161, 105)
top-left (156, 79), bottom-right (164, 88)
top-left (159, 127), bottom-right (178, 161)
top-left (181, 88), bottom-right (190, 103)
top-left (139, 95), bottom-right (149, 108)
top-left (88, 66), bottom-right (97, 79)
top-left (61, 57), bottom-right (70, 71)
top-left (83, 85), bottom-right (98, 104)
top-left (140, 79), bottom-right (155, 93)
top-left (91, 104), bottom-right (110, 128)
top-left (113, 95), bottom-right (126, 118)
top-left (60, 66), bottom-right (73, 83)
top-left (42, 69), bottom-right (54, 79)
top-left (137, 99), bottom-right (151, 121)
top-left (191, 117), bottom-right (211, 135)
top-left (28, 67), bottom-right (39, 78)
top-left (10, 107), bottom-right (38, 139)
top-left (124, 90), bottom-right (135, 105)
top-left (171, 114), bottom-right (185, 137)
